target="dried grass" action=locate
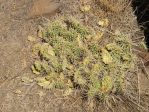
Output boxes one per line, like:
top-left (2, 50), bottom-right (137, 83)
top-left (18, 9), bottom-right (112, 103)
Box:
top-left (98, 0), bottom-right (130, 13)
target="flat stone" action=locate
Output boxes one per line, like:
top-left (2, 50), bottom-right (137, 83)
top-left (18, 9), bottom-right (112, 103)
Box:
top-left (27, 0), bottom-right (61, 18)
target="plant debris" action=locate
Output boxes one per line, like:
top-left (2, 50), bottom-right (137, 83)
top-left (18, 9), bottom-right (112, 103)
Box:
top-left (80, 5), bottom-right (91, 12)
top-left (28, 36), bottom-right (36, 42)
top-left (21, 77), bottom-right (34, 83)
top-left (98, 19), bottom-right (109, 27)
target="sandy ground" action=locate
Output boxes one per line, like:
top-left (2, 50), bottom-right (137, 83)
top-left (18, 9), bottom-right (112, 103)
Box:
top-left (0, 0), bottom-right (149, 112)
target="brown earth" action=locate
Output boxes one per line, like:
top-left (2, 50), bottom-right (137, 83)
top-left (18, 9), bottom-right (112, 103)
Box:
top-left (0, 0), bottom-right (149, 112)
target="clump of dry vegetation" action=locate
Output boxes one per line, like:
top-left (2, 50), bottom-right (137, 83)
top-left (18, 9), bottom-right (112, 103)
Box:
top-left (31, 17), bottom-right (135, 100)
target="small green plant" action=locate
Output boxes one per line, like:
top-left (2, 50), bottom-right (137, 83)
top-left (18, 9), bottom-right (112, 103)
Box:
top-left (31, 18), bottom-right (135, 100)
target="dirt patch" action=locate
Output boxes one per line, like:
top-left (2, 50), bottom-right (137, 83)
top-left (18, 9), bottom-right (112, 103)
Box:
top-left (0, 0), bottom-right (149, 112)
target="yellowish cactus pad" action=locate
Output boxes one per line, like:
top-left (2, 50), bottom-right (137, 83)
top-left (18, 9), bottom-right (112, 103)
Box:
top-left (31, 18), bottom-right (135, 99)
